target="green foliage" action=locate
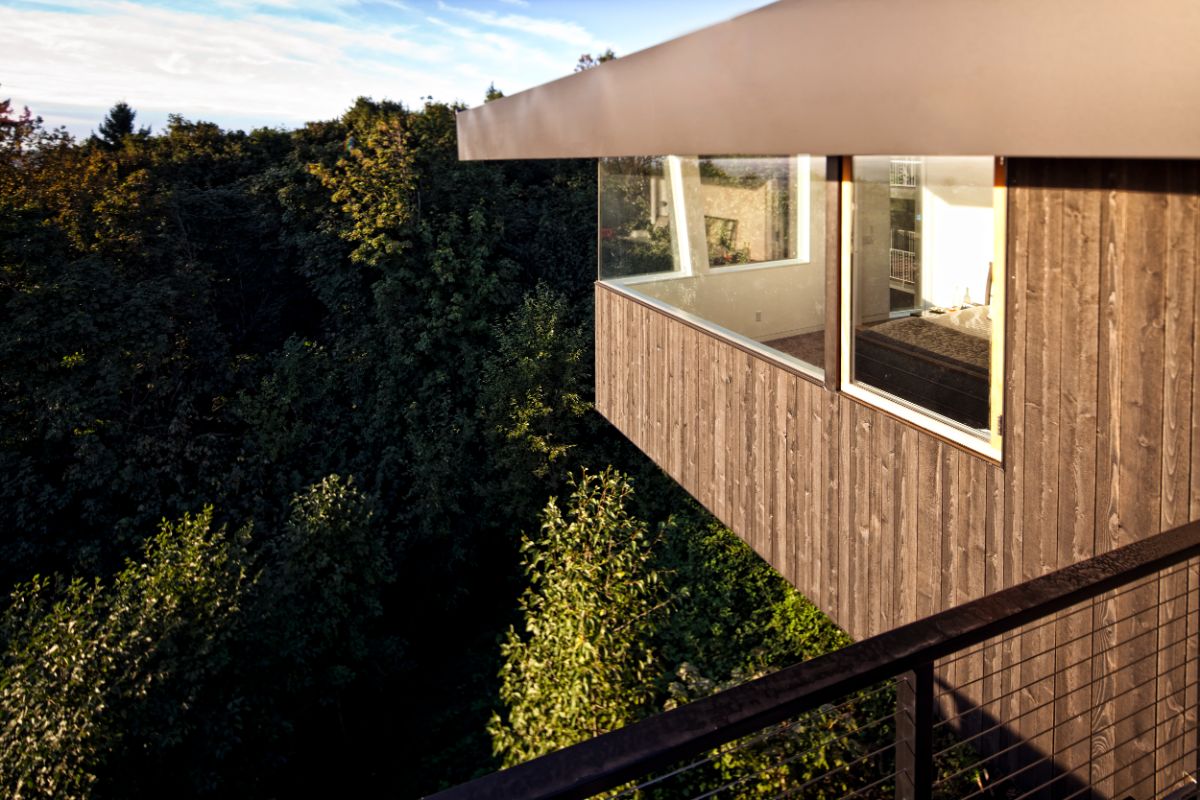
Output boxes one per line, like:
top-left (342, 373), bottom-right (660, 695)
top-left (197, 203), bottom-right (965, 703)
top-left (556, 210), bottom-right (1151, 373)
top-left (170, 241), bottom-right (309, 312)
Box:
top-left (0, 508), bottom-right (250, 799)
top-left (490, 469), bottom-right (666, 766)
top-left (575, 49), bottom-right (617, 71)
top-left (478, 284), bottom-right (603, 525)
top-left (655, 515), bottom-right (851, 681)
top-left (263, 474), bottom-right (389, 695)
top-left (661, 666), bottom-right (896, 799)
top-left (0, 475), bottom-right (390, 798)
top-left (0, 86), bottom-right (879, 798)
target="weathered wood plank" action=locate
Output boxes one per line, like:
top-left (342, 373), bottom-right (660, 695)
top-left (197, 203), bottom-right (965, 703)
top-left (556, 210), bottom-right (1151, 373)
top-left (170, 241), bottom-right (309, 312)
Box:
top-left (1090, 159), bottom-right (1125, 798)
top-left (814, 384), bottom-right (831, 610)
top-left (1187, 154), bottom-right (1200, 798)
top-left (1021, 159), bottom-right (1062, 790)
top-left (1111, 161), bottom-right (1167, 799)
top-left (666, 315), bottom-right (682, 479)
top-left (732, 350), bottom-right (752, 549)
top-left (655, 309), bottom-right (669, 466)
top-left (697, 330), bottom-right (716, 512)
top-left (877, 413), bottom-right (895, 634)
top-left (940, 444), bottom-right (961, 709)
top-left (851, 401), bottom-right (872, 639)
top-left (1000, 161), bottom-right (1030, 779)
top-left (783, 373), bottom-right (802, 594)
top-left (916, 434), bottom-right (941, 620)
top-left (771, 369), bottom-right (789, 582)
top-left (712, 332), bottom-right (729, 522)
top-left (835, 395), bottom-right (850, 630)
top-left (1052, 160), bottom-right (1102, 795)
top-left (1155, 160), bottom-right (1198, 797)
top-left (679, 324), bottom-right (697, 497)
top-left (896, 423), bottom-right (919, 626)
top-left (753, 360), bottom-right (772, 566)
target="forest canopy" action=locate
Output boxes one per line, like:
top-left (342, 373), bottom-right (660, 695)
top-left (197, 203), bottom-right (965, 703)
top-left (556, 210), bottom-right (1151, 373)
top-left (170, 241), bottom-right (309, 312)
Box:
top-left (0, 93), bottom-right (847, 798)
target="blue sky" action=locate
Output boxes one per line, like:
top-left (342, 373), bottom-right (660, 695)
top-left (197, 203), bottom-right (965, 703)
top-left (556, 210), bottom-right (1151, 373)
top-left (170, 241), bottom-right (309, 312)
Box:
top-left (2, 0), bottom-right (768, 138)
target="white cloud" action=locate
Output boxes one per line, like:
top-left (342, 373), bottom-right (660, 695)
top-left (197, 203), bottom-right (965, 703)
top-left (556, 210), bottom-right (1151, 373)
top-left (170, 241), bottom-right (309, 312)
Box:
top-left (497, 0), bottom-right (530, 7)
top-left (436, 0), bottom-right (598, 48)
top-left (1, 0), bottom-right (590, 134)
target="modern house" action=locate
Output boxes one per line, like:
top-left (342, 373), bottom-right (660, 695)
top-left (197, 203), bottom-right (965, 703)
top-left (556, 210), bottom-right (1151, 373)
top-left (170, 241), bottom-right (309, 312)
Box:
top-left (452, 1), bottom-right (1200, 796)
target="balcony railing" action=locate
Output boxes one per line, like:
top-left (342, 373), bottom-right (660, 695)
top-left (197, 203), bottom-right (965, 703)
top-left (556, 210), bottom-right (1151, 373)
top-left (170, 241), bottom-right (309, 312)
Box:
top-left (889, 160), bottom-right (921, 188)
top-left (427, 521), bottom-right (1200, 800)
top-left (889, 248), bottom-right (917, 286)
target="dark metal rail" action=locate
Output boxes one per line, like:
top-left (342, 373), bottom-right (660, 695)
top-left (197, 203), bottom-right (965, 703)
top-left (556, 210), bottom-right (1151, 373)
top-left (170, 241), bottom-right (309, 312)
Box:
top-left (426, 520), bottom-right (1200, 800)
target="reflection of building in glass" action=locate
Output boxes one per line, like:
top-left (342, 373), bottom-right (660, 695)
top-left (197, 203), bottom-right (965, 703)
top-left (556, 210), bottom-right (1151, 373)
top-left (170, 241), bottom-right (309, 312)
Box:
top-left (598, 154), bottom-right (826, 377)
top-left (887, 157), bottom-right (921, 312)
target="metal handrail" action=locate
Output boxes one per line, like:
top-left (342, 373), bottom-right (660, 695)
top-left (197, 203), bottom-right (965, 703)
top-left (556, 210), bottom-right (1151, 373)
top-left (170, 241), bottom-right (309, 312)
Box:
top-left (426, 520), bottom-right (1200, 800)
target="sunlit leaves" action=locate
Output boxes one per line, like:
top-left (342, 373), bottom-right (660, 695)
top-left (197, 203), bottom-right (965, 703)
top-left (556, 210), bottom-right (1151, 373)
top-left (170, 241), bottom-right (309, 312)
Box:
top-left (489, 468), bottom-right (665, 766)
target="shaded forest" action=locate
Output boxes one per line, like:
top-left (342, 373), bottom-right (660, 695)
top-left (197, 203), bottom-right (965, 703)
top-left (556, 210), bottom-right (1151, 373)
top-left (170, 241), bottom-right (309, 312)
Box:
top-left (0, 93), bottom-right (850, 798)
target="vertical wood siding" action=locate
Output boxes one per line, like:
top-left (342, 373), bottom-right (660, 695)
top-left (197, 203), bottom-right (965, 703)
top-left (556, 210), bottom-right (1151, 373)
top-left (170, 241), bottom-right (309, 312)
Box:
top-left (594, 158), bottom-right (1200, 797)
top-left (594, 282), bottom-right (1004, 636)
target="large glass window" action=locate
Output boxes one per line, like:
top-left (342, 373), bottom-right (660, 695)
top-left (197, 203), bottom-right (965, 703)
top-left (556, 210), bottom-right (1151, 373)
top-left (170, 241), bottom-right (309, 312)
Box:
top-left (845, 156), bottom-right (1004, 451)
top-left (599, 155), bottom-right (827, 377)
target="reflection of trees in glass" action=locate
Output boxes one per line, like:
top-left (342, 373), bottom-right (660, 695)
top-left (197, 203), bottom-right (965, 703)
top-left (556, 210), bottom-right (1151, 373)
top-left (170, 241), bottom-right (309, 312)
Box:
top-left (705, 216), bottom-right (750, 266)
top-left (600, 157), bottom-right (675, 277)
top-left (702, 157), bottom-right (793, 266)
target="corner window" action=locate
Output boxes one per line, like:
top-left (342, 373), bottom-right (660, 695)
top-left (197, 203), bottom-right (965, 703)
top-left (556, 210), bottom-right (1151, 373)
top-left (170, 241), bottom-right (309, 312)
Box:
top-left (698, 156), bottom-right (809, 268)
top-left (599, 155), bottom-right (828, 378)
top-left (842, 156), bottom-right (1005, 456)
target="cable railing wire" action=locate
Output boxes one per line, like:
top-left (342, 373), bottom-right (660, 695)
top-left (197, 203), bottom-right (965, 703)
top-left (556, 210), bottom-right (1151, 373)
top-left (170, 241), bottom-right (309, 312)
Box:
top-left (932, 578), bottom-right (1193, 696)
top-left (930, 625), bottom-right (1169, 738)
top-left (424, 523), bottom-right (1200, 800)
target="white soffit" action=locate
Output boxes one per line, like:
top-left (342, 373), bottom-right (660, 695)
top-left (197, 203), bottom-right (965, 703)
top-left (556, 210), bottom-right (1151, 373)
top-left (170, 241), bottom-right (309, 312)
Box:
top-left (456, 0), bottom-right (1200, 160)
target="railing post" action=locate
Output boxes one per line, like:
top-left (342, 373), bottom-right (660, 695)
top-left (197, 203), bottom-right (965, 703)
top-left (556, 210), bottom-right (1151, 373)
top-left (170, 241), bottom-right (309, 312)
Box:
top-left (895, 660), bottom-right (934, 800)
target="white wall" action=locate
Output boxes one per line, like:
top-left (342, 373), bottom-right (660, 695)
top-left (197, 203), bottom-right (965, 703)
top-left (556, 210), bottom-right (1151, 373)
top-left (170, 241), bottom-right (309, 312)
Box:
top-left (633, 258), bottom-right (825, 341)
top-left (920, 158), bottom-right (995, 308)
top-left (630, 156), bottom-right (826, 342)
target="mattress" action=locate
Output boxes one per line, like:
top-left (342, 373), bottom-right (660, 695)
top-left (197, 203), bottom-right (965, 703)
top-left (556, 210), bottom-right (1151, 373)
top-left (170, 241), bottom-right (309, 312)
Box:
top-left (860, 314), bottom-right (990, 374)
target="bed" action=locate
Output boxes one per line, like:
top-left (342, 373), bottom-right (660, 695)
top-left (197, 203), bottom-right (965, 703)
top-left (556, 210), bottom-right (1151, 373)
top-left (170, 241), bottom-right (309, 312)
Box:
top-left (854, 305), bottom-right (991, 429)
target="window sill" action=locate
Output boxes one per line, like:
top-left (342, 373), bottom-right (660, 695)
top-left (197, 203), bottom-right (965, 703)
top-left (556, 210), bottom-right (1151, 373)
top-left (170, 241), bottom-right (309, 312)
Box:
top-left (840, 382), bottom-right (1001, 462)
top-left (705, 257), bottom-right (811, 276)
top-left (608, 270), bottom-right (690, 286)
top-left (598, 281), bottom-right (825, 386)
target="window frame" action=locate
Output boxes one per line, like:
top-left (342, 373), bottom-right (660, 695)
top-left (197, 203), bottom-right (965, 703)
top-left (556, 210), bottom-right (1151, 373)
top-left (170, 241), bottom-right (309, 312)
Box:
top-left (698, 154), bottom-right (813, 273)
top-left (838, 156), bottom-right (1007, 461)
top-left (602, 154), bottom-right (818, 287)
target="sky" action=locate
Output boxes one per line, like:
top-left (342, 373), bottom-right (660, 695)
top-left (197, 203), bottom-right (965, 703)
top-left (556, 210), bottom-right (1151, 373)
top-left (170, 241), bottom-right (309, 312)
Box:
top-left (2, 0), bottom-right (768, 138)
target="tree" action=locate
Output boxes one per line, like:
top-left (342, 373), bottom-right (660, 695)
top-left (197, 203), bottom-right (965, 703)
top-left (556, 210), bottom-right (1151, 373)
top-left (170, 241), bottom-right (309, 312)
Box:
top-left (575, 49), bottom-right (616, 71)
top-left (489, 468), bottom-right (666, 766)
top-left (0, 508), bottom-right (251, 799)
top-left (478, 284), bottom-right (603, 525)
top-left (94, 101), bottom-right (149, 148)
top-left (484, 82), bottom-right (504, 102)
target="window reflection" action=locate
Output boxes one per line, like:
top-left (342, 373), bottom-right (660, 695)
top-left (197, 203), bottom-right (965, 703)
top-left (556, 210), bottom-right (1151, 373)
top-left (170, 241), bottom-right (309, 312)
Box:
top-left (598, 155), bottom-right (826, 377)
top-left (850, 156), bottom-right (999, 434)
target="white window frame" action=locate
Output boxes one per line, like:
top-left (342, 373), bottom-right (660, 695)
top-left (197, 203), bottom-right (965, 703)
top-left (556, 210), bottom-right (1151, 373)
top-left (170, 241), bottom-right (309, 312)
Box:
top-left (839, 156), bottom-right (1006, 461)
top-left (607, 154), bottom-right (816, 287)
top-left (699, 154), bottom-right (812, 274)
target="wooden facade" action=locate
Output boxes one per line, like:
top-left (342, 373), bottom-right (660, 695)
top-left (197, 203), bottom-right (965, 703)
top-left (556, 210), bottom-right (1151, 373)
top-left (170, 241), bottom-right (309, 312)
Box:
top-left (594, 159), bottom-right (1200, 797)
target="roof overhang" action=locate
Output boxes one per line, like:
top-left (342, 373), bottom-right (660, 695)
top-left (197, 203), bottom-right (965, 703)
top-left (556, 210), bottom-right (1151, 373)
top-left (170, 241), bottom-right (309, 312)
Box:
top-left (457, 0), bottom-right (1200, 160)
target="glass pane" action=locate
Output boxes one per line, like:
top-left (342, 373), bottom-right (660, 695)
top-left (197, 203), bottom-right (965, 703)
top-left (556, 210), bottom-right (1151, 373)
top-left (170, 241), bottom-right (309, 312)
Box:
top-left (851, 156), bottom-right (997, 433)
top-left (599, 155), bottom-right (826, 377)
top-left (598, 156), bottom-right (679, 279)
top-left (699, 157), bottom-right (803, 267)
